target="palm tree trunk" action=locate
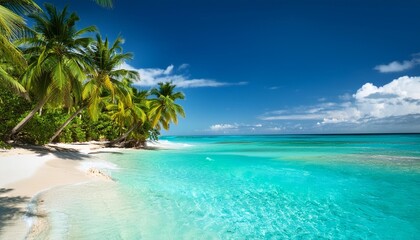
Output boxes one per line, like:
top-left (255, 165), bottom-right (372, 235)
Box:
top-left (49, 106), bottom-right (85, 143)
top-left (7, 96), bottom-right (49, 141)
top-left (107, 123), bottom-right (138, 147)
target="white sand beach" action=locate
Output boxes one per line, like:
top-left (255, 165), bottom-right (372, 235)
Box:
top-left (0, 142), bottom-right (119, 239)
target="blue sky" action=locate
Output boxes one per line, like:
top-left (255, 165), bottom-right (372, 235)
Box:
top-left (38, 0), bottom-right (420, 135)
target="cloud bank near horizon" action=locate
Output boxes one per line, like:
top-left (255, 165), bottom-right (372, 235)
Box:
top-left (208, 123), bottom-right (263, 133)
top-left (260, 76), bottom-right (420, 129)
top-left (202, 76), bottom-right (420, 134)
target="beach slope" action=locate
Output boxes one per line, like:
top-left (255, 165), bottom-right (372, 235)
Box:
top-left (0, 143), bottom-right (115, 239)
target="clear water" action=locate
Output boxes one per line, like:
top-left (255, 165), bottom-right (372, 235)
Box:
top-left (40, 134), bottom-right (420, 239)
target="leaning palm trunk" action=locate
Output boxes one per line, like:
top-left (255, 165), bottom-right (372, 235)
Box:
top-left (49, 106), bottom-right (85, 143)
top-left (107, 123), bottom-right (139, 147)
top-left (7, 96), bottom-right (49, 141)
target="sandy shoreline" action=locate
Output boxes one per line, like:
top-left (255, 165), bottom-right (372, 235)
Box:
top-left (0, 142), bottom-right (120, 239)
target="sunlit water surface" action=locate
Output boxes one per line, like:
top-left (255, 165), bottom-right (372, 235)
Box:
top-left (39, 134), bottom-right (420, 239)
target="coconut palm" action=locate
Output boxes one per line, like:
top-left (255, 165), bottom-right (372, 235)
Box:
top-left (83, 35), bottom-right (138, 120)
top-left (149, 82), bottom-right (185, 130)
top-left (107, 87), bottom-right (149, 146)
top-left (7, 4), bottom-right (95, 140)
top-left (0, 0), bottom-right (40, 94)
top-left (49, 34), bottom-right (138, 142)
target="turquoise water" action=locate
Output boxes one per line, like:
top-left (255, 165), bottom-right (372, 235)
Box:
top-left (41, 134), bottom-right (420, 239)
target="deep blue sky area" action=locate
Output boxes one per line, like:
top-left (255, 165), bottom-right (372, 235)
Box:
top-left (35, 0), bottom-right (420, 135)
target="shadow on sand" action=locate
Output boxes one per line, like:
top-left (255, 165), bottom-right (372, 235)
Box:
top-left (0, 188), bottom-right (28, 234)
top-left (12, 144), bottom-right (92, 161)
top-left (0, 188), bottom-right (48, 237)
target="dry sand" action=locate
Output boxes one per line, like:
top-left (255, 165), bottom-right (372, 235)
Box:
top-left (0, 142), bottom-right (120, 239)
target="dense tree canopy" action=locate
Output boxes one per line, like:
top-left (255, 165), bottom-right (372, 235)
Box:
top-left (0, 2), bottom-right (185, 148)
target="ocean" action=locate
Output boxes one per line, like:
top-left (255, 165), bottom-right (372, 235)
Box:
top-left (37, 134), bottom-right (420, 239)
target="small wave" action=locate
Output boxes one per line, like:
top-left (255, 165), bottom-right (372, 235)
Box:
top-left (206, 157), bottom-right (214, 161)
top-left (24, 197), bottom-right (38, 228)
top-left (146, 140), bottom-right (193, 149)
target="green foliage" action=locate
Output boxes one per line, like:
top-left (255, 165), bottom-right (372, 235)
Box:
top-left (0, 85), bottom-right (120, 144)
top-left (82, 113), bottom-right (120, 141)
top-left (1, 3), bottom-right (186, 147)
top-left (12, 108), bottom-right (121, 144)
top-left (72, 117), bottom-right (86, 142)
top-left (59, 127), bottom-right (73, 143)
top-left (57, 115), bottom-right (87, 143)
top-left (0, 86), bottom-right (32, 141)
top-left (1, 81), bottom-right (185, 147)
top-left (20, 110), bottom-right (66, 144)
top-left (0, 141), bottom-right (12, 149)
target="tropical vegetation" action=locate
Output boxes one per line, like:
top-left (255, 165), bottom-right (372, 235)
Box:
top-left (0, 2), bottom-right (185, 148)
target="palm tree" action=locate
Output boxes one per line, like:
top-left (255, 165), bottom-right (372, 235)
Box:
top-left (7, 4), bottom-right (95, 140)
top-left (107, 86), bottom-right (148, 146)
top-left (0, 0), bottom-right (40, 95)
top-left (49, 34), bottom-right (138, 143)
top-left (149, 82), bottom-right (185, 130)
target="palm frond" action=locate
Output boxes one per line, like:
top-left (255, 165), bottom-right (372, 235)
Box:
top-left (0, 5), bottom-right (24, 38)
top-left (0, 65), bottom-right (27, 95)
top-left (51, 59), bottom-right (65, 90)
top-left (1, 0), bottom-right (41, 15)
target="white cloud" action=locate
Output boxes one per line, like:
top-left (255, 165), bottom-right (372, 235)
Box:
top-left (374, 60), bottom-right (415, 73)
top-left (262, 114), bottom-right (324, 121)
top-left (119, 62), bottom-right (247, 88)
top-left (339, 93), bottom-right (352, 101)
top-left (349, 76), bottom-right (420, 120)
top-left (260, 76), bottom-right (420, 126)
top-left (210, 124), bottom-right (239, 131)
top-left (178, 63), bottom-right (189, 70)
top-left (209, 123), bottom-right (263, 132)
top-left (269, 127), bottom-right (284, 131)
top-left (374, 55), bottom-right (420, 73)
top-left (163, 65), bottom-right (174, 75)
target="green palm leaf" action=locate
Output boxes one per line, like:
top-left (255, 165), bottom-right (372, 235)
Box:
top-left (149, 82), bottom-right (185, 130)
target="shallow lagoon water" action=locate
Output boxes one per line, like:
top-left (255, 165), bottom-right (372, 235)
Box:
top-left (40, 134), bottom-right (420, 239)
